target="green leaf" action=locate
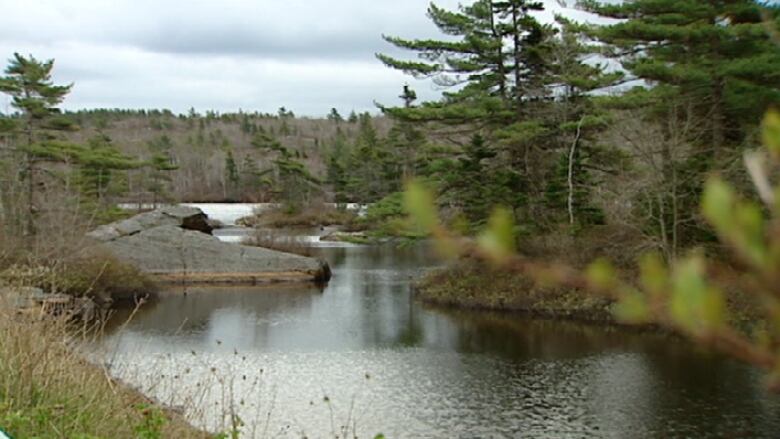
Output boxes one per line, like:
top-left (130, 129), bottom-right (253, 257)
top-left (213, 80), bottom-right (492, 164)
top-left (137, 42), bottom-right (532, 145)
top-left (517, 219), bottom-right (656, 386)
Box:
top-left (702, 177), bottom-right (735, 233)
top-left (669, 256), bottom-right (727, 334)
top-left (702, 177), bottom-right (769, 268)
top-left (613, 291), bottom-right (650, 324)
top-left (586, 258), bottom-right (617, 291)
top-left (734, 201), bottom-right (768, 268)
top-left (403, 180), bottom-right (439, 234)
top-left (639, 253), bottom-right (667, 300)
top-left (476, 207), bottom-right (515, 261)
top-left (762, 109), bottom-right (780, 159)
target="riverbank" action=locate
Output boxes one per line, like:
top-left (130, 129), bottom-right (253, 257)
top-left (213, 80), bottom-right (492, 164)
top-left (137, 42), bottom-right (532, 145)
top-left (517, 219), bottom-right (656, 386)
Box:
top-left (0, 306), bottom-right (209, 438)
top-left (415, 258), bottom-right (764, 332)
top-left (415, 260), bottom-right (616, 323)
top-left (237, 203), bottom-right (360, 228)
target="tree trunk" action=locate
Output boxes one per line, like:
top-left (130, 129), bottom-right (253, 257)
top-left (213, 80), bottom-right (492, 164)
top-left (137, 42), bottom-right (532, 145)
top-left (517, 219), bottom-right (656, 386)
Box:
top-left (489, 2), bottom-right (507, 100)
top-left (25, 115), bottom-right (36, 239)
top-left (567, 117), bottom-right (584, 227)
top-left (512, 6), bottom-right (523, 119)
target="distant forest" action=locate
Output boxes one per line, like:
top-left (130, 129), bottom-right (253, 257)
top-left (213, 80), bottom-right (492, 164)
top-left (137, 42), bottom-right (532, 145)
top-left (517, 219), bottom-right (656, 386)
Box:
top-left (1, 0), bottom-right (779, 264)
top-left (53, 108), bottom-right (396, 204)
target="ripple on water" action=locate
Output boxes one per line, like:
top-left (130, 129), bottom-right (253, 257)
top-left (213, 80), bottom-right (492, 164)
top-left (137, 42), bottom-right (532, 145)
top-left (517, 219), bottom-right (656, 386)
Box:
top-left (101, 347), bottom-right (780, 439)
top-left (96, 238), bottom-right (780, 438)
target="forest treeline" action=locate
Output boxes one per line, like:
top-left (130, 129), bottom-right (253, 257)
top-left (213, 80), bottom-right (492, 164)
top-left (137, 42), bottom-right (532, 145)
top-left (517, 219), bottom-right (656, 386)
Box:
top-left (1, 0), bottom-right (779, 263)
top-left (372, 0), bottom-right (780, 263)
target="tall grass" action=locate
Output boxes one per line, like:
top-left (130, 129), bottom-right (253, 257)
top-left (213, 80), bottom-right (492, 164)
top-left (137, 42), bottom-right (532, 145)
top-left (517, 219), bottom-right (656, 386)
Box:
top-left (0, 303), bottom-right (209, 438)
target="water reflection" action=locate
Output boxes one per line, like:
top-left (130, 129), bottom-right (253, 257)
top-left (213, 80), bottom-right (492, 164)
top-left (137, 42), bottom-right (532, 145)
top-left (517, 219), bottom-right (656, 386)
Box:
top-left (100, 243), bottom-right (780, 438)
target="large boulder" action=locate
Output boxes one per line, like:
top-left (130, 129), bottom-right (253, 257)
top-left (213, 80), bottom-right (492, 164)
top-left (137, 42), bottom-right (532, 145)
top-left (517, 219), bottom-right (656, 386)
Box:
top-left (89, 207), bottom-right (330, 284)
top-left (87, 205), bottom-right (212, 242)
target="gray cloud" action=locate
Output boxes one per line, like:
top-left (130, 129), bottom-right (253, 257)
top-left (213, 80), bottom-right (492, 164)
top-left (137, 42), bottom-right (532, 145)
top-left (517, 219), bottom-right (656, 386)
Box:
top-left (0, 0), bottom-right (611, 116)
top-left (0, 0), bottom-right (448, 61)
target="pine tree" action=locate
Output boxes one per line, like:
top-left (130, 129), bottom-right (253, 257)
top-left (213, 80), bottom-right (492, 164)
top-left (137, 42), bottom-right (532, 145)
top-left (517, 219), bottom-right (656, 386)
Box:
top-left (326, 131), bottom-right (349, 203)
top-left (399, 85), bottom-right (417, 108)
top-left (327, 108), bottom-right (343, 123)
top-left (0, 53), bottom-right (74, 237)
top-left (537, 18), bottom-right (621, 229)
top-left (377, 3), bottom-right (622, 230)
top-left (436, 133), bottom-right (522, 229)
top-left (583, 0), bottom-right (780, 150)
top-left (376, 0), bottom-right (554, 125)
top-left (387, 86), bottom-right (427, 179)
top-left (377, 1), bottom-right (509, 124)
top-left (279, 119), bottom-right (291, 136)
top-left (75, 134), bottom-right (140, 204)
top-left (278, 107), bottom-right (294, 118)
top-left (343, 113), bottom-right (401, 202)
top-left (493, 0), bottom-right (547, 115)
top-left (224, 149), bottom-right (239, 199)
top-left (146, 135), bottom-right (178, 206)
top-left (240, 114), bottom-right (252, 134)
top-left (252, 130), bottom-right (319, 208)
top-left (583, 0), bottom-right (780, 254)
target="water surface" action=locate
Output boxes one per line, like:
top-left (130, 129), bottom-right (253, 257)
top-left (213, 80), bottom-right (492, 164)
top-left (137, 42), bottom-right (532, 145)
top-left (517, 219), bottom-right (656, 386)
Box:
top-left (100, 207), bottom-right (780, 438)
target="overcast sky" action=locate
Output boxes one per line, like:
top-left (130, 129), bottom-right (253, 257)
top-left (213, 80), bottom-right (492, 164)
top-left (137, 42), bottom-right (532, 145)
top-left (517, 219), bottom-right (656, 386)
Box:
top-left (0, 0), bottom-right (613, 117)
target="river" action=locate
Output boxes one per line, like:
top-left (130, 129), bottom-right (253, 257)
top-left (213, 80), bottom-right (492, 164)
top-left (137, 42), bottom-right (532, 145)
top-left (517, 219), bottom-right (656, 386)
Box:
top-left (98, 204), bottom-right (780, 438)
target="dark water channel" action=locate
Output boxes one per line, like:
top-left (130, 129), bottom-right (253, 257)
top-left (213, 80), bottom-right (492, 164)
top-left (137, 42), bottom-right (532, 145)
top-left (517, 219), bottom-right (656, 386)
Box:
top-left (102, 241), bottom-right (780, 438)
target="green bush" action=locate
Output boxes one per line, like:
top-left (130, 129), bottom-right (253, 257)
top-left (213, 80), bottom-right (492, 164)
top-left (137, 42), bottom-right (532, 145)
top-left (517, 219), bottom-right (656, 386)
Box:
top-left (55, 251), bottom-right (157, 301)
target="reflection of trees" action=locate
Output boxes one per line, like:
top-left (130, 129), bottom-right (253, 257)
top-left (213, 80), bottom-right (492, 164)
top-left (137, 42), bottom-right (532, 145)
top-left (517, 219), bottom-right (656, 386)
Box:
top-left (101, 242), bottom-right (780, 437)
top-left (430, 310), bottom-right (659, 360)
top-left (435, 308), bottom-right (780, 437)
top-left (313, 243), bottom-right (438, 349)
top-left (396, 290), bottom-right (424, 347)
top-left (107, 284), bottom-right (319, 335)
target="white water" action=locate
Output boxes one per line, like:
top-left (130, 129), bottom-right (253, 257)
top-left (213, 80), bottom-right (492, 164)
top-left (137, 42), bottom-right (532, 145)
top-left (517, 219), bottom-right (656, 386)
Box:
top-left (118, 203), bottom-right (368, 227)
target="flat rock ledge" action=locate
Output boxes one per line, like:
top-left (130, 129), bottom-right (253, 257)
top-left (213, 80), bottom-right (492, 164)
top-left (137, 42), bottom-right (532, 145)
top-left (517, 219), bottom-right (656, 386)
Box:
top-left (88, 206), bottom-right (331, 285)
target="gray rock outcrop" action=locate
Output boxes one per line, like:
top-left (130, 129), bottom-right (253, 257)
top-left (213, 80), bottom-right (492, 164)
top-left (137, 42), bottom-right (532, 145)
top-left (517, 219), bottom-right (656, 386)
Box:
top-left (89, 207), bottom-right (330, 284)
top-left (87, 205), bottom-right (212, 242)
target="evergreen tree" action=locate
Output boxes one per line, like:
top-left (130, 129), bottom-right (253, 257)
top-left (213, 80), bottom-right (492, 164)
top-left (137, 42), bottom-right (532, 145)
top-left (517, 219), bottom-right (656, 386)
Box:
top-left (344, 113), bottom-right (401, 202)
top-left (75, 134), bottom-right (140, 204)
top-left (583, 0), bottom-right (780, 255)
top-left (327, 108), bottom-right (344, 123)
top-left (252, 130), bottom-right (319, 208)
top-left (399, 85), bottom-right (417, 108)
top-left (442, 134), bottom-right (496, 226)
top-left (326, 131), bottom-right (349, 203)
top-left (377, 2), bottom-right (622, 230)
top-left (493, 0), bottom-right (547, 115)
top-left (146, 135), bottom-right (178, 206)
top-left (583, 0), bottom-right (780, 150)
top-left (437, 133), bottom-right (521, 229)
top-left (279, 119), bottom-right (291, 136)
top-left (240, 114), bottom-right (252, 134)
top-left (240, 155), bottom-right (272, 201)
top-left (278, 107), bottom-right (294, 118)
top-left (543, 126), bottom-right (606, 229)
top-left (224, 149), bottom-right (239, 198)
top-left (0, 53), bottom-right (73, 237)
top-left (387, 86), bottom-right (427, 179)
top-left (376, 0), bottom-right (553, 125)
top-left (534, 18), bottom-right (621, 229)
